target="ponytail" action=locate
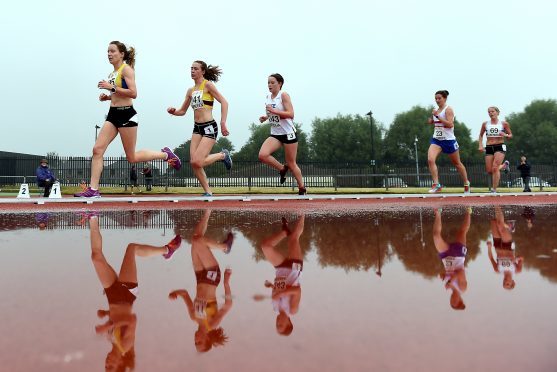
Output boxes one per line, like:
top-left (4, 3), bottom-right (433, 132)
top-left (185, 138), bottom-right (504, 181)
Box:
top-left (110, 41), bottom-right (136, 69)
top-left (194, 60), bottom-right (222, 82)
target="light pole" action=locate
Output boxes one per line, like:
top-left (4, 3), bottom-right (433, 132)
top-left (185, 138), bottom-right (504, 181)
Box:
top-left (95, 125), bottom-right (101, 141)
top-left (366, 111), bottom-right (376, 186)
top-left (365, 111), bottom-right (375, 164)
top-left (414, 136), bottom-right (420, 186)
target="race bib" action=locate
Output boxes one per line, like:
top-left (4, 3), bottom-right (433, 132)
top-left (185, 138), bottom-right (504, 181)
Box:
top-left (206, 270), bottom-right (218, 281)
top-left (268, 114), bottom-right (281, 126)
top-left (286, 132), bottom-right (296, 140)
top-left (486, 126), bottom-right (501, 137)
top-left (107, 71), bottom-right (117, 86)
top-left (434, 125), bottom-right (445, 140)
top-left (498, 258), bottom-right (513, 268)
top-left (273, 276), bottom-right (287, 291)
top-left (191, 90), bottom-right (203, 110)
top-left (444, 257), bottom-right (458, 269)
top-left (204, 125), bottom-right (215, 135)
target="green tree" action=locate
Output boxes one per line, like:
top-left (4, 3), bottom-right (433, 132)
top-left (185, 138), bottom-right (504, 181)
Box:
top-left (505, 99), bottom-right (557, 163)
top-left (382, 106), bottom-right (480, 164)
top-left (234, 122), bottom-right (309, 162)
top-left (310, 114), bottom-right (382, 163)
top-left (382, 106), bottom-right (431, 163)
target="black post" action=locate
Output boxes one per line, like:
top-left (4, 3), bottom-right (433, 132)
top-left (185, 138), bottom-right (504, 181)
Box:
top-left (366, 111), bottom-right (376, 186)
top-left (95, 125), bottom-right (101, 141)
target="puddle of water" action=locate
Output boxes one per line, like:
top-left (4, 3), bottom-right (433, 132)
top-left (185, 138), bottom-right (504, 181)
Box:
top-left (0, 205), bottom-right (556, 372)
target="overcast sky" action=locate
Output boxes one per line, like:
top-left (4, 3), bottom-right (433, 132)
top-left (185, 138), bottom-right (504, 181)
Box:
top-left (2, 0), bottom-right (556, 157)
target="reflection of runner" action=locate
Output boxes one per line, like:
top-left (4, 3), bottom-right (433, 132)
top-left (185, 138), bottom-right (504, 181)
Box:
top-left (89, 214), bottom-right (181, 371)
top-left (433, 208), bottom-right (471, 310)
top-left (478, 106), bottom-right (513, 193)
top-left (426, 90), bottom-right (470, 194)
top-left (169, 209), bottom-right (234, 352)
top-left (258, 73), bottom-right (306, 195)
top-left (261, 215), bottom-right (305, 335)
top-left (488, 206), bottom-right (523, 290)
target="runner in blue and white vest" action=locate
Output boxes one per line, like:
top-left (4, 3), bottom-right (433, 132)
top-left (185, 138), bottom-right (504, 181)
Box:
top-left (426, 90), bottom-right (471, 194)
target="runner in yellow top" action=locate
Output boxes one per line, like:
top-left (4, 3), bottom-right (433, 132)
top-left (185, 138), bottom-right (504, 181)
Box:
top-left (167, 61), bottom-right (231, 197)
top-left (75, 41), bottom-right (181, 198)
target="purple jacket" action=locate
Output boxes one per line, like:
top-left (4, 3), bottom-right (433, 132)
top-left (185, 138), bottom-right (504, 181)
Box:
top-left (36, 166), bottom-right (56, 182)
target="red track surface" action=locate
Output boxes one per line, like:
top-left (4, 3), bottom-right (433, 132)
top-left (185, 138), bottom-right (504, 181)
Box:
top-left (1, 193), bottom-right (556, 213)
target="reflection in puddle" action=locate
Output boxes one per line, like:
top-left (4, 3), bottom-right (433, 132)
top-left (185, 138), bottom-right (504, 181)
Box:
top-left (434, 207), bottom-right (470, 310)
top-left (0, 205), bottom-right (556, 371)
top-left (169, 209), bottom-right (233, 353)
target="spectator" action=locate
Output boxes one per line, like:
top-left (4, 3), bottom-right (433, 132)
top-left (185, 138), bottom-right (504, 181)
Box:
top-left (35, 212), bottom-right (50, 230)
top-left (516, 155), bottom-right (531, 192)
top-left (130, 165), bottom-right (139, 194)
top-left (36, 159), bottom-right (56, 197)
top-left (142, 165), bottom-right (153, 191)
top-left (521, 206), bottom-right (535, 230)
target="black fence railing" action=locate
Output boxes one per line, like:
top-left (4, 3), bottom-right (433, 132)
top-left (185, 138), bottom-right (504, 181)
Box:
top-left (1, 156), bottom-right (556, 190)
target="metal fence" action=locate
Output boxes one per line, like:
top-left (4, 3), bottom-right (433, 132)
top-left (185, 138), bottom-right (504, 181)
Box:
top-left (2, 156), bottom-right (556, 190)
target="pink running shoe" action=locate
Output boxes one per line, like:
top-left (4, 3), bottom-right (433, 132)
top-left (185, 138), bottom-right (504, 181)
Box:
top-left (502, 160), bottom-right (510, 174)
top-left (74, 187), bottom-right (101, 198)
top-left (163, 234), bottom-right (182, 260)
top-left (162, 147), bottom-right (182, 170)
top-left (222, 232), bottom-right (234, 254)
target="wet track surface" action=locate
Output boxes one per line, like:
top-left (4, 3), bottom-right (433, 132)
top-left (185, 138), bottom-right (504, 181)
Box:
top-left (1, 204), bottom-right (556, 372)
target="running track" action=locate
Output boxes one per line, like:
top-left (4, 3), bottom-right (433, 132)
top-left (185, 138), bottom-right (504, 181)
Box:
top-left (1, 192), bottom-right (556, 212)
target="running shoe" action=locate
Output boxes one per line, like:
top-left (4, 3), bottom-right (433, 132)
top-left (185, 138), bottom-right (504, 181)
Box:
top-left (506, 220), bottom-right (516, 233)
top-left (281, 217), bottom-right (291, 235)
top-left (162, 147), bottom-right (182, 170)
top-left (221, 149), bottom-right (232, 170)
top-left (222, 232), bottom-right (234, 254)
top-left (298, 187), bottom-right (307, 195)
top-left (428, 183), bottom-right (443, 193)
top-left (74, 187), bottom-right (101, 198)
top-left (202, 192), bottom-right (213, 197)
top-left (464, 181), bottom-right (471, 194)
top-left (502, 160), bottom-right (510, 174)
top-left (76, 210), bottom-right (99, 225)
top-left (279, 165), bottom-right (289, 185)
top-left (163, 234), bottom-right (182, 260)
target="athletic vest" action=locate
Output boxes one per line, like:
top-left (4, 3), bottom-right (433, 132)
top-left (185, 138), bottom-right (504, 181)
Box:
top-left (266, 91), bottom-right (296, 136)
top-left (191, 80), bottom-right (214, 110)
top-left (272, 264), bottom-right (302, 314)
top-left (432, 105), bottom-right (456, 141)
top-left (108, 63), bottom-right (128, 89)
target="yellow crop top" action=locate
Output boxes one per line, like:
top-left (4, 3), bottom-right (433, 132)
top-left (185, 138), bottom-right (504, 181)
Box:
top-left (191, 80), bottom-right (214, 110)
top-left (108, 63), bottom-right (128, 89)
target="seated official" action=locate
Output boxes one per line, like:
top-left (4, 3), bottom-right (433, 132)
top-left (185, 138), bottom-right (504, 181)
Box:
top-left (36, 159), bottom-right (56, 197)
